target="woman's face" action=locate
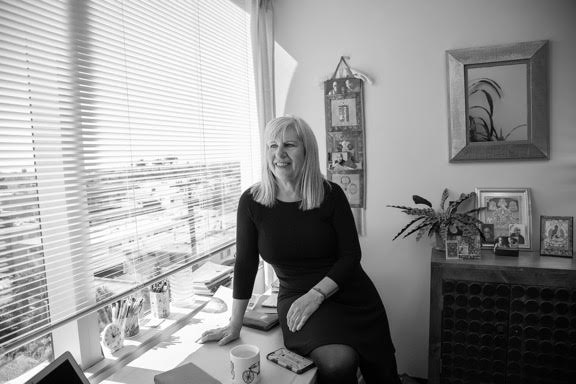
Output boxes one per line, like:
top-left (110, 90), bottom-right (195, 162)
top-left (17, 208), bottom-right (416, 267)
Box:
top-left (266, 126), bottom-right (305, 184)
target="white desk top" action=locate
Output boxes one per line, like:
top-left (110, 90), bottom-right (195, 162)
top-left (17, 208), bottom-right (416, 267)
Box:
top-left (98, 289), bottom-right (316, 384)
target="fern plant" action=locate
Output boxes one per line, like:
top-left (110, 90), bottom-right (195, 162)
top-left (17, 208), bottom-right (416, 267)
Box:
top-left (388, 188), bottom-right (486, 247)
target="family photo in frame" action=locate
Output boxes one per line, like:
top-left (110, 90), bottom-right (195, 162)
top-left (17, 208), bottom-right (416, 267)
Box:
top-left (475, 187), bottom-right (532, 249)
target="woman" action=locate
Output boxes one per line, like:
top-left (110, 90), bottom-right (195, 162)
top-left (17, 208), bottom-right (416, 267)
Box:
top-left (199, 116), bottom-right (401, 384)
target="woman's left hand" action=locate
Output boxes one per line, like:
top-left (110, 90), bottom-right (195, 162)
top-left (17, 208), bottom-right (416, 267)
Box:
top-left (287, 290), bottom-right (324, 332)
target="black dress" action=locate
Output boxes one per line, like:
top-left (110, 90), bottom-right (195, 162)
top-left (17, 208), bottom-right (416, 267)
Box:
top-left (233, 182), bottom-right (395, 364)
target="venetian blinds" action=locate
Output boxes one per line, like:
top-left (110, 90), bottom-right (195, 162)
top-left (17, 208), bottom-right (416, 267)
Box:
top-left (0, 0), bottom-right (259, 352)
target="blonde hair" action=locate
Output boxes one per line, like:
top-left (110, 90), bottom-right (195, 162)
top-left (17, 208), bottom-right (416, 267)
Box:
top-left (251, 115), bottom-right (327, 210)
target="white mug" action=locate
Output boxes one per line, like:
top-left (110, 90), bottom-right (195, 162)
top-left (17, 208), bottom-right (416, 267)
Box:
top-left (229, 344), bottom-right (261, 384)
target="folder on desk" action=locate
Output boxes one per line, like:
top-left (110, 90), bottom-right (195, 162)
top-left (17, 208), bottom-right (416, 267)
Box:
top-left (154, 362), bottom-right (221, 384)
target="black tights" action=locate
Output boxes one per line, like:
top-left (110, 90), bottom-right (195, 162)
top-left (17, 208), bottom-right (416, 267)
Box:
top-left (310, 344), bottom-right (402, 384)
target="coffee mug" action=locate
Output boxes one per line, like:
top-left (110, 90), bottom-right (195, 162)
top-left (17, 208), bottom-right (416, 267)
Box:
top-left (230, 344), bottom-right (260, 384)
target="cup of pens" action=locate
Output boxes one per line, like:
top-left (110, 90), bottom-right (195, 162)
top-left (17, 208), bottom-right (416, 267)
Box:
top-left (112, 297), bottom-right (143, 338)
top-left (150, 280), bottom-right (170, 319)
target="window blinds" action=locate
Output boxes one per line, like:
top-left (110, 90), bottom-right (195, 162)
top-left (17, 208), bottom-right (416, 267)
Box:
top-left (0, 0), bottom-right (259, 353)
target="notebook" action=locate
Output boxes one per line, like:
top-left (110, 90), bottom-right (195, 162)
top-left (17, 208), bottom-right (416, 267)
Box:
top-left (243, 309), bottom-right (279, 331)
top-left (25, 351), bottom-right (90, 384)
top-left (154, 362), bottom-right (221, 384)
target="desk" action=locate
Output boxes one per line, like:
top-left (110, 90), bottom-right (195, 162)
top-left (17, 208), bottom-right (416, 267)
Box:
top-left (99, 325), bottom-right (316, 384)
top-left (96, 289), bottom-right (316, 384)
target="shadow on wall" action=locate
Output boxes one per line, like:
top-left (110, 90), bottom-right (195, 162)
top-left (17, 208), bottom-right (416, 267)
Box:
top-left (274, 42), bottom-right (298, 116)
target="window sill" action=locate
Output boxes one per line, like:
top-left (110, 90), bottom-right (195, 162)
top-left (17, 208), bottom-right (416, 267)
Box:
top-left (86, 298), bottom-right (211, 384)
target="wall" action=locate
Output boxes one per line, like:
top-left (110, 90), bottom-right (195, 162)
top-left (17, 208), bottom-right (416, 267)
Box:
top-left (272, 0), bottom-right (576, 378)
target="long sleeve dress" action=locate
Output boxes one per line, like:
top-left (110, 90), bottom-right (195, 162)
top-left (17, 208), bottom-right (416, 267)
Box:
top-left (233, 181), bottom-right (395, 364)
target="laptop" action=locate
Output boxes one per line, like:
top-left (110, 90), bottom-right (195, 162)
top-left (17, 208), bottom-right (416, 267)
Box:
top-left (25, 351), bottom-right (90, 384)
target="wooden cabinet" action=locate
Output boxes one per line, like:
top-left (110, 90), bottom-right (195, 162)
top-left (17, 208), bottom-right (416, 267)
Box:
top-left (429, 249), bottom-right (576, 384)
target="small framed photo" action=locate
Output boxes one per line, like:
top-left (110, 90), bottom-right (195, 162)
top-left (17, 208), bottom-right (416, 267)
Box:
top-left (540, 216), bottom-right (573, 257)
top-left (458, 236), bottom-right (481, 259)
top-left (445, 240), bottom-right (459, 260)
top-left (481, 223), bottom-right (495, 245)
top-left (475, 188), bottom-right (532, 250)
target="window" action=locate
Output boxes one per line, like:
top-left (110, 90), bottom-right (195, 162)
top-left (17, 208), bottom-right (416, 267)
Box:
top-left (0, 0), bottom-right (259, 380)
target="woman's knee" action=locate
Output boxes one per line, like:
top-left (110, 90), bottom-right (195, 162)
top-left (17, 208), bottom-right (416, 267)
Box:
top-left (310, 344), bottom-right (358, 383)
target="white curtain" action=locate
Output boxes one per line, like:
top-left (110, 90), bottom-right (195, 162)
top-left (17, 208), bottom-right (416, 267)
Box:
top-left (250, 0), bottom-right (277, 287)
top-left (250, 0), bottom-right (276, 141)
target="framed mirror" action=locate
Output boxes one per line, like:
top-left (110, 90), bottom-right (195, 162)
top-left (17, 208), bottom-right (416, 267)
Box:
top-left (447, 40), bottom-right (549, 162)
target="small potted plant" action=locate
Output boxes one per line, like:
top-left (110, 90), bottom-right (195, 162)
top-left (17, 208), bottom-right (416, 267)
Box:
top-left (388, 188), bottom-right (485, 250)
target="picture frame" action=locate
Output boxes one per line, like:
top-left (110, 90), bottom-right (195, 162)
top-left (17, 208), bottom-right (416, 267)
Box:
top-left (445, 240), bottom-right (459, 260)
top-left (458, 235), bottom-right (481, 259)
top-left (475, 188), bottom-right (532, 250)
top-left (540, 215), bottom-right (573, 257)
top-left (329, 172), bottom-right (363, 208)
top-left (447, 40), bottom-right (549, 162)
top-left (327, 132), bottom-right (363, 171)
top-left (325, 78), bottom-right (364, 132)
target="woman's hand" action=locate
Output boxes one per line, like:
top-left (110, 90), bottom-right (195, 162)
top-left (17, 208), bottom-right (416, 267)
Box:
top-left (196, 322), bottom-right (241, 346)
top-left (287, 290), bottom-right (324, 332)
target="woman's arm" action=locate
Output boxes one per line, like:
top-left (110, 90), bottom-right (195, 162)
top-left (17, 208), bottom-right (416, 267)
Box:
top-left (287, 276), bottom-right (339, 332)
top-left (197, 298), bottom-right (249, 345)
top-left (324, 183), bottom-right (362, 286)
top-left (198, 190), bottom-right (259, 344)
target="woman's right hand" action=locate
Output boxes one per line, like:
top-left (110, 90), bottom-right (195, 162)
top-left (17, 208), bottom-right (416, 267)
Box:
top-left (196, 323), bottom-right (241, 346)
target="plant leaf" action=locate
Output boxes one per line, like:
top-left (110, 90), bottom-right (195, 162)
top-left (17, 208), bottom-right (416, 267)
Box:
top-left (391, 216), bottom-right (426, 240)
top-left (387, 205), bottom-right (436, 217)
top-left (503, 123), bottom-right (528, 140)
top-left (449, 192), bottom-right (474, 212)
top-left (469, 78), bottom-right (503, 98)
top-left (440, 188), bottom-right (449, 210)
top-left (481, 89), bottom-right (494, 116)
top-left (412, 195), bottom-right (432, 207)
top-left (463, 207), bottom-right (486, 215)
top-left (402, 220), bottom-right (436, 239)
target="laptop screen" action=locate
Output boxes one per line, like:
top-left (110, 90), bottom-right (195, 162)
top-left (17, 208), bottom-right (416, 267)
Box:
top-left (25, 352), bottom-right (90, 384)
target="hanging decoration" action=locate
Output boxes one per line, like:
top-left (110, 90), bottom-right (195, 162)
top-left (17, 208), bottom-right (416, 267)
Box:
top-left (324, 57), bottom-right (367, 233)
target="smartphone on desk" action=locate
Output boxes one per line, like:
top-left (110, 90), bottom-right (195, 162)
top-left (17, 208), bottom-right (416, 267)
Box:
top-left (266, 348), bottom-right (315, 374)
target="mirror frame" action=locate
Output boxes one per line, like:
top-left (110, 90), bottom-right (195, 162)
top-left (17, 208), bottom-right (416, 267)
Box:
top-left (447, 40), bottom-right (549, 162)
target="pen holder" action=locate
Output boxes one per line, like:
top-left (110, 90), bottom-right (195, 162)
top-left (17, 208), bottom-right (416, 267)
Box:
top-left (150, 290), bottom-right (170, 319)
top-left (123, 314), bottom-right (140, 338)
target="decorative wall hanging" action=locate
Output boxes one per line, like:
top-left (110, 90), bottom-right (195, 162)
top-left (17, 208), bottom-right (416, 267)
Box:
top-left (324, 57), bottom-right (366, 210)
top-left (447, 40), bottom-right (549, 162)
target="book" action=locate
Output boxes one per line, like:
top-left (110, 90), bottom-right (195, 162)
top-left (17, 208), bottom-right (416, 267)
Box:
top-left (243, 309), bottom-right (279, 331)
top-left (192, 261), bottom-right (233, 284)
top-left (154, 362), bottom-right (221, 384)
top-left (192, 261), bottom-right (234, 296)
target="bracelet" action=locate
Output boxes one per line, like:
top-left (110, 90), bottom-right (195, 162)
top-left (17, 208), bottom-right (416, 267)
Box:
top-left (311, 287), bottom-right (326, 301)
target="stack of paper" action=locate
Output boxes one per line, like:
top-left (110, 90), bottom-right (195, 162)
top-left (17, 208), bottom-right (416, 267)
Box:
top-left (191, 261), bottom-right (234, 296)
top-left (169, 267), bottom-right (196, 307)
